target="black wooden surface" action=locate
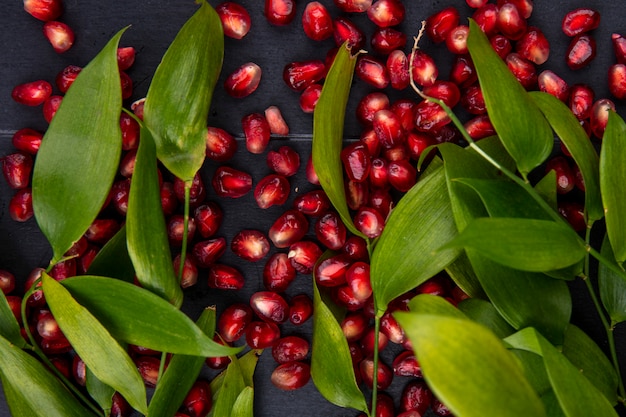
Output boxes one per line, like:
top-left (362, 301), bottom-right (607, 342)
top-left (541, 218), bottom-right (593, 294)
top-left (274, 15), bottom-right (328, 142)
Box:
top-left (1, 1), bottom-right (626, 416)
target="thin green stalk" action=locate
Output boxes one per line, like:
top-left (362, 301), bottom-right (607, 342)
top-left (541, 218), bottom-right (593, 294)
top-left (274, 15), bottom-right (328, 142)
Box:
top-left (156, 351), bottom-right (168, 385)
top-left (178, 182), bottom-right (192, 284)
top-left (370, 315), bottom-right (381, 417)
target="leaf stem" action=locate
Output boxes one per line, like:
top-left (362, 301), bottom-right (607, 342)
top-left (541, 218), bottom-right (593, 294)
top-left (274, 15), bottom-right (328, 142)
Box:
top-left (370, 315), bottom-right (381, 417)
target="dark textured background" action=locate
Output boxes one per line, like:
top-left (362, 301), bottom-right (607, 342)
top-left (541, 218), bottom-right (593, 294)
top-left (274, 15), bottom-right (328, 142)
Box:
top-left (1, 0), bottom-right (626, 416)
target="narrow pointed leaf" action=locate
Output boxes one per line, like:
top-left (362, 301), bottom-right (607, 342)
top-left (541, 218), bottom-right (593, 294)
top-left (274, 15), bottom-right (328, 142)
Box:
top-left (41, 274), bottom-right (147, 414)
top-left (395, 313), bottom-right (546, 417)
top-left (0, 292), bottom-right (24, 347)
top-left (600, 111), bottom-right (626, 263)
top-left (311, 279), bottom-right (368, 413)
top-left (61, 276), bottom-right (239, 357)
top-left (86, 225), bottom-right (134, 282)
top-left (143, 1), bottom-right (223, 181)
top-left (0, 338), bottom-right (97, 417)
top-left (231, 386), bottom-right (254, 417)
top-left (32, 29), bottom-right (125, 262)
top-left (210, 355), bottom-right (246, 417)
top-left (467, 19), bottom-right (552, 177)
top-left (312, 44), bottom-right (364, 238)
top-left (599, 236), bottom-right (626, 324)
top-left (534, 169), bottom-right (558, 211)
top-left (127, 127), bottom-right (182, 307)
top-left (445, 218), bottom-right (586, 272)
top-left (371, 165), bottom-right (459, 315)
top-left (530, 91), bottom-right (602, 221)
top-left (208, 350), bottom-right (261, 417)
top-left (85, 368), bottom-right (114, 415)
top-left (457, 299), bottom-right (515, 338)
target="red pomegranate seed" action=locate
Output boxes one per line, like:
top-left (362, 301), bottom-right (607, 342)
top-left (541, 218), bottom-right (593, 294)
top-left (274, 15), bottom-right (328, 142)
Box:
top-left (208, 264), bottom-right (245, 290)
top-left (283, 60), bottom-right (326, 92)
top-left (357, 92), bottom-right (390, 126)
top-left (372, 392), bottom-right (395, 417)
top-left (110, 179), bottom-right (130, 216)
top-left (314, 254), bottom-right (352, 287)
top-left (426, 6), bottom-right (460, 44)
top-left (423, 81), bottom-right (461, 107)
top-left (289, 294), bottom-right (313, 325)
top-left (546, 156), bottom-right (575, 194)
top-left (410, 50), bottom-right (438, 88)
top-left (272, 336), bottom-right (310, 364)
top-left (386, 50), bottom-right (410, 90)
top-left (288, 240), bottom-right (323, 274)
top-left (12, 128), bottom-right (43, 155)
top-left (538, 70), bottom-right (570, 102)
top-left (302, 2), bottom-right (333, 41)
top-left (388, 159), bottom-right (417, 192)
top-left (72, 355), bottom-right (86, 386)
top-left (0, 270), bottom-right (15, 295)
top-left (360, 129), bottom-right (381, 158)
top-left (516, 27), bottom-right (550, 65)
top-left (299, 83), bottom-right (322, 113)
top-left (2, 152), bottom-right (33, 190)
top-left (401, 380), bottom-right (433, 415)
top-left (368, 158), bottom-right (388, 188)
top-left (612, 33), bottom-right (626, 64)
top-left (42, 95), bottom-right (62, 123)
top-left (414, 100), bottom-right (450, 133)
top-left (77, 244), bottom-right (98, 275)
top-left (245, 321), bottom-right (280, 349)
top-left (84, 219), bottom-right (120, 244)
top-left (119, 147), bottom-right (138, 176)
top-left (505, 53), bottom-right (537, 89)
top-left (466, 0), bottom-right (488, 7)
top-left (369, 187), bottom-right (393, 219)
top-left (206, 127), bottom-right (237, 162)
top-left (306, 155), bottom-right (320, 185)
top-left (346, 179), bottom-right (369, 211)
top-left (609, 64), bottom-right (626, 100)
top-left (231, 230), bottom-right (270, 262)
top-left (496, 3), bottom-right (527, 41)
top-left (167, 215), bottom-right (196, 247)
top-left (119, 70), bottom-right (133, 100)
top-left (205, 336), bottom-right (231, 370)
top-left (264, 106), bottom-right (289, 136)
top-left (263, 252), bottom-right (297, 292)
top-left (212, 166), bottom-right (252, 198)
top-left (345, 261), bottom-right (372, 302)
top-left (445, 25), bottom-right (470, 55)
top-left (218, 303), bottom-right (253, 343)
top-left (216, 2), bottom-right (251, 39)
top-left (224, 62), bottom-right (262, 98)
top-left (110, 393), bottom-right (132, 417)
top-left (192, 238), bottom-right (226, 268)
top-left (392, 350), bottom-right (422, 378)
top-left (160, 182), bottom-right (178, 216)
top-left (48, 355), bottom-right (71, 380)
top-left (120, 112), bottom-right (140, 150)
top-left (267, 146), bottom-right (300, 177)
top-left (12, 80), bottom-right (52, 106)
top-left (55, 65), bottom-right (81, 93)
top-left (380, 311), bottom-right (405, 344)
top-left (356, 55), bottom-right (390, 89)
top-left (264, 0), bottom-right (296, 26)
top-left (174, 173), bottom-right (206, 207)
top-left (383, 144), bottom-right (408, 162)
top-left (372, 27), bottom-right (406, 56)
top-left (131, 98), bottom-right (145, 120)
top-left (489, 34), bottom-right (512, 59)
top-left (173, 254), bottom-right (198, 288)
top-left (568, 84), bottom-right (595, 120)
top-left (194, 203), bottom-right (222, 239)
top-left (49, 258), bottom-right (76, 281)
top-left (315, 211), bottom-right (347, 251)
top-left (333, 17), bottom-right (366, 51)
top-left (562, 8), bottom-right (600, 37)
top-left (354, 207), bottom-right (385, 238)
top-left (406, 132), bottom-right (435, 160)
top-left (271, 361), bottom-right (311, 391)
top-left (24, 0), bottom-right (63, 21)
top-left (464, 114), bottom-right (496, 140)
top-left (341, 312), bottom-right (369, 342)
top-left (293, 189), bottom-right (330, 216)
top-left (498, 0), bottom-right (533, 19)
top-left (336, 285), bottom-right (369, 311)
top-left (372, 109), bottom-right (404, 149)
top-left (334, 0), bottom-right (371, 13)
top-left (558, 201), bottom-right (586, 232)
top-left (418, 275), bottom-right (451, 296)
top-left (37, 310), bottom-right (65, 341)
top-left (135, 356), bottom-right (161, 387)
top-left (432, 397), bottom-right (453, 416)
top-left (472, 4), bottom-right (498, 37)
top-left (269, 209), bottom-right (309, 248)
top-left (341, 142), bottom-right (371, 183)
top-left (360, 356), bottom-right (393, 390)
top-left (25, 268), bottom-right (45, 308)
top-left (461, 85), bottom-right (486, 114)
top-left (450, 54), bottom-right (477, 87)
top-left (367, 0), bottom-right (405, 28)
top-left (43, 21), bottom-right (74, 53)
top-left (116, 47), bottom-right (135, 71)
top-left (389, 99), bottom-right (415, 132)
top-left (566, 34), bottom-right (596, 70)
top-left (182, 380), bottom-right (211, 417)
top-left (590, 98), bottom-right (615, 139)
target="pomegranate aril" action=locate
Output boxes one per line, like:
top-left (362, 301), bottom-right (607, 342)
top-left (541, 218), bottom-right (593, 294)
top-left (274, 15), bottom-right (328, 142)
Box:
top-left (354, 206), bottom-right (386, 238)
top-left (406, 132), bottom-right (436, 160)
top-left (612, 33), bottom-right (626, 65)
top-left (372, 27), bottom-right (407, 56)
top-left (392, 350), bottom-right (422, 378)
top-left (558, 201), bottom-right (586, 232)
top-left (289, 294), bottom-right (313, 325)
top-left (490, 34), bottom-right (512, 59)
top-left (464, 114), bottom-right (496, 140)
top-left (6, 295), bottom-right (22, 322)
top-left (37, 311), bottom-right (64, 341)
top-left (386, 50), bottom-right (410, 90)
top-left (538, 70), bottom-right (570, 102)
top-left (182, 379), bottom-right (212, 417)
top-left (212, 166), bottom-right (252, 198)
top-left (356, 55), bottom-right (390, 89)
top-left (497, 3), bottom-right (527, 41)
top-left (499, 0), bottom-right (533, 19)
top-left (12, 80), bottom-right (52, 106)
top-left (590, 98), bottom-right (616, 139)
top-left (293, 189), bottom-right (330, 216)
top-left (43, 95), bottom-right (63, 123)
top-left (232, 230), bottom-right (270, 262)
top-left (131, 98), bottom-right (145, 120)
top-left (216, 2), bottom-right (251, 39)
top-left (418, 275), bottom-right (451, 296)
top-left (205, 336), bottom-right (231, 370)
top-left (288, 240), bottom-right (323, 274)
top-left (345, 261), bottom-right (372, 301)
top-left (414, 100), bottom-right (451, 133)
top-left (334, 0), bottom-right (371, 13)
top-left (116, 47), bottom-right (135, 71)
top-left (426, 6), bottom-right (460, 44)
top-left (380, 311), bottom-right (405, 344)
top-left (466, 0), bottom-right (488, 8)
top-left (505, 53), bottom-right (537, 89)
top-left (357, 92), bottom-right (390, 126)
top-left (409, 50), bottom-right (438, 88)
top-left (72, 356), bottom-right (86, 386)
top-left (369, 187), bottom-right (393, 219)
top-left (336, 285), bottom-right (369, 311)
top-left (120, 112), bottom-right (140, 151)
top-left (369, 158), bottom-right (389, 189)
top-left (271, 361), bottom-right (311, 391)
top-left (568, 84), bottom-right (595, 120)
top-left (269, 209), bottom-right (309, 248)
top-left (609, 64), bottom-right (626, 100)
top-left (423, 81), bottom-right (461, 108)
top-left (119, 71), bottom-right (133, 100)
top-left (110, 392), bottom-right (132, 417)
top-left (206, 127), bottom-right (237, 162)
top-left (283, 60), bottom-right (326, 92)
top-left (208, 264), bottom-right (245, 290)
top-left (2, 152), bottom-right (33, 190)
top-left (390, 99), bottom-right (416, 132)
top-left (263, 252), bottom-right (297, 292)
top-left (264, 106), bottom-right (289, 136)
top-left (432, 397), bottom-right (453, 416)
top-left (302, 2), bottom-right (333, 41)
top-left (173, 254), bottom-right (198, 289)
top-left (299, 83), bottom-right (322, 113)
top-left (135, 356), bottom-right (161, 387)
top-left (254, 174), bottom-right (290, 209)
top-left (12, 128), bottom-right (43, 155)
top-left (367, 0), bottom-right (405, 28)
top-left (84, 219), bottom-right (120, 244)
top-left (388, 159), bottom-right (417, 192)
top-left (445, 25), bottom-right (470, 55)
top-left (55, 65), bottom-right (81, 93)
top-left (49, 258), bottom-right (76, 281)
top-left (272, 336), bottom-right (310, 364)
top-left (265, 0), bottom-right (296, 26)
top-left (315, 211), bottom-right (347, 251)
top-left (341, 312), bottom-right (369, 342)
top-left (43, 21), bottom-right (74, 53)
top-left (461, 85), bottom-right (486, 115)
top-left (167, 215), bottom-right (196, 247)
top-left (224, 62), bottom-right (262, 98)
top-left (372, 392), bottom-right (395, 417)
top-left (218, 303), bottom-right (253, 343)
top-left (25, 268), bottom-right (45, 308)
top-left (401, 380), bottom-right (433, 415)
top-left (194, 202), bottom-right (223, 238)
top-left (160, 182), bottom-right (178, 216)
top-left (360, 356), bottom-right (393, 390)
top-left (346, 179), bottom-right (369, 211)
top-left (333, 17), bottom-right (366, 51)
top-left (267, 146), bottom-right (300, 177)
top-left (110, 179), bottom-right (131, 215)
top-left (315, 254), bottom-right (352, 287)
top-left (245, 321), bottom-right (280, 349)
top-left (24, 0), bottom-right (63, 21)
top-left (192, 238), bottom-right (227, 268)
top-left (562, 8), bottom-right (600, 37)
top-left (373, 109), bottom-right (404, 149)
top-left (0, 270), bottom-right (15, 295)
top-left (450, 54), bottom-right (477, 88)
top-left (516, 27), bottom-right (550, 65)
top-left (250, 291), bottom-right (289, 324)
top-left (472, 4), bottom-right (498, 37)
top-left (341, 142), bottom-right (371, 183)
top-left (566, 34), bottom-right (596, 70)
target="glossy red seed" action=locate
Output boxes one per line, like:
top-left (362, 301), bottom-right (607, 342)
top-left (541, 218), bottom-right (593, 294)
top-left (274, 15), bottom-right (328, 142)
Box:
top-left (466, 0), bottom-right (488, 7)
top-left (341, 142), bottom-right (371, 183)
top-left (55, 65), bottom-right (81, 93)
top-left (346, 179), bottom-right (369, 211)
top-left (372, 109), bottom-right (404, 149)
top-left (43, 95), bottom-right (62, 123)
top-left (267, 145), bottom-right (300, 177)
top-left (386, 50), bottom-right (410, 90)
top-left (224, 62), bottom-right (262, 98)
top-left (116, 46), bottom-right (136, 70)
top-left (357, 92), bottom-right (390, 126)
top-left (0, 270), bottom-right (15, 295)
top-left (568, 84), bottom-right (595, 120)
top-left (160, 182), bottom-right (178, 216)
top-left (212, 166), bottom-right (252, 198)
top-left (110, 392), bottom-right (131, 417)
top-left (426, 6), bottom-right (460, 44)
top-left (414, 100), bottom-right (450, 133)
top-left (110, 179), bottom-right (130, 215)
top-left (265, 0), bottom-right (296, 25)
top-left (205, 336), bottom-right (232, 370)
top-left (264, 106), bottom-right (289, 136)
top-left (263, 252), bottom-right (297, 292)
top-left (194, 202), bottom-right (222, 238)
top-left (43, 21), bottom-right (74, 53)
top-left (289, 294), bottom-right (313, 325)
top-left (251, 291), bottom-right (289, 324)
top-left (12, 128), bottom-right (43, 155)
top-left (373, 392), bottom-right (395, 417)
top-left (612, 33), bottom-right (626, 64)
top-left (84, 219), bottom-right (120, 244)
top-left (6, 295), bottom-right (22, 322)
top-left (288, 240), bottom-right (323, 274)
top-left (173, 254), bottom-right (198, 289)
top-left (360, 130), bottom-right (381, 157)
top-left (49, 258), bottom-right (76, 281)
top-left (315, 211), bottom-right (347, 250)
top-left (334, 0), bottom-right (372, 13)
top-left (167, 215), bottom-right (196, 247)
top-left (409, 50), bottom-right (438, 88)
top-left (388, 159), bottom-right (417, 192)
top-left (302, 2), bottom-right (333, 41)
top-left (25, 268), bottom-right (45, 308)
top-left (24, 0), bottom-right (63, 21)
top-left (119, 70), bottom-right (133, 100)
top-left (283, 60), bottom-right (326, 91)
top-left (336, 285), bottom-right (369, 311)
top-left (315, 254), bottom-right (352, 287)
top-left (216, 2), bottom-right (251, 39)
top-left (254, 174), bottom-right (290, 209)
top-left (293, 189), bottom-right (330, 216)
top-left (192, 238), bottom-right (227, 268)
top-left (207, 264), bottom-right (245, 290)
top-left (360, 356), bottom-right (393, 390)
top-left (401, 380), bottom-right (433, 414)
top-left (380, 311), bottom-right (405, 344)
top-left (445, 25), bottom-right (470, 55)
top-left (368, 158), bottom-right (388, 189)
top-left (271, 361), bottom-right (311, 391)
top-left (450, 54), bottom-right (477, 88)
top-left (516, 27), bottom-right (550, 65)
top-left (206, 127), bottom-right (237, 162)
top-left (432, 397), bottom-right (453, 416)
top-left (590, 98), bottom-right (615, 139)
top-left (72, 356), bottom-right (86, 386)
top-left (496, 3), bottom-right (527, 41)
top-left (245, 321), bottom-right (281, 349)
top-left (120, 112), bottom-right (140, 150)
top-left (299, 83), bottom-right (322, 113)
top-left (464, 114), bottom-right (496, 140)
top-left (472, 4), bottom-right (498, 37)
top-left (566, 34), bottom-right (596, 70)
top-left (423, 80), bottom-right (461, 107)
top-left (182, 380), bottom-right (212, 417)
top-left (2, 152), bottom-right (33, 190)
top-left (489, 34), bottom-right (512, 59)
top-left (232, 230), bottom-right (270, 262)
top-left (135, 356), bottom-right (161, 387)
top-left (341, 312), bottom-right (369, 342)
top-left (390, 99), bottom-right (416, 132)
top-left (538, 70), bottom-right (569, 102)
top-left (558, 201), bottom-right (586, 232)
top-left (269, 209), bottom-right (309, 248)
top-left (11, 80), bottom-right (52, 106)
top-left (333, 17), bottom-right (366, 51)
top-left (354, 207), bottom-right (385, 238)
top-left (37, 310), bottom-right (64, 341)
top-left (174, 173), bottom-right (206, 207)
top-left (272, 336), bottom-right (310, 364)
top-left (505, 53), bottom-right (537, 89)
top-left (609, 64), bottom-right (626, 100)
top-left (218, 303), bottom-right (254, 343)
top-left (392, 350), bottom-right (422, 378)
top-left (367, 0), bottom-right (405, 28)
top-left (461, 85), bottom-right (486, 115)
top-left (498, 0), bottom-right (533, 19)
top-left (131, 98), bottom-right (145, 120)
top-left (562, 8), bottom-right (600, 37)
top-left (546, 156), bottom-right (576, 195)
top-left (372, 27), bottom-right (406, 55)
top-left (356, 55), bottom-right (390, 89)
top-left (345, 261), bottom-right (372, 301)
top-left (406, 132), bottom-right (435, 160)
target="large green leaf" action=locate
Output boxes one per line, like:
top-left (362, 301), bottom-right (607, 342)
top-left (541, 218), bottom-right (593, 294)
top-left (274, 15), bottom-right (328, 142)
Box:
top-left (0, 292), bottom-right (24, 348)
top-left (599, 236), bottom-right (626, 324)
top-left (0, 336), bottom-right (97, 417)
top-left (32, 29), bottom-right (126, 262)
top-left (395, 313), bottom-right (546, 417)
top-left (457, 298), bottom-right (515, 339)
top-left (127, 127), bottom-right (182, 307)
top-left (600, 111), bottom-right (626, 263)
top-left (407, 293), bottom-right (466, 319)
top-left (444, 218), bottom-right (586, 272)
top-left (467, 19), bottom-right (553, 178)
top-left (231, 386), bottom-right (254, 417)
top-left (86, 226), bottom-right (134, 282)
top-left (530, 91), bottom-right (603, 221)
top-left (312, 44), bottom-right (364, 238)
top-left (370, 165), bottom-right (459, 315)
top-left (143, 1), bottom-right (223, 181)
top-left (61, 276), bottom-right (240, 357)
top-left (41, 274), bottom-right (147, 414)
top-left (311, 279), bottom-right (368, 413)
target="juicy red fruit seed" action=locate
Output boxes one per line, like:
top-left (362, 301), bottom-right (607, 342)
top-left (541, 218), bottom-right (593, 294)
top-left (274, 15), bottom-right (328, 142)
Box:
top-left (167, 216), bottom-right (196, 247)
top-left (496, 3), bottom-right (527, 41)
top-left (367, 0), bottom-right (406, 28)
top-left (174, 173), bottom-right (206, 207)
top-left (388, 159), bottom-right (417, 192)
top-left (212, 166), bottom-right (252, 198)
top-left (569, 84), bottom-right (595, 120)
top-left (445, 25), bottom-right (470, 55)
top-left (12, 128), bottom-right (43, 155)
top-left (302, 2), bottom-right (333, 41)
top-left (231, 230), bottom-right (270, 262)
top-left (245, 321), bottom-right (281, 349)
top-left (356, 55), bottom-right (389, 89)
top-left (346, 261), bottom-right (372, 301)
top-left (299, 83), bottom-right (322, 113)
top-left (360, 356), bottom-right (393, 390)
top-left (288, 240), bottom-right (323, 274)
top-left (423, 81), bottom-right (461, 108)
top-left (516, 27), bottom-right (550, 65)
top-left (265, 0), bottom-right (296, 26)
top-left (334, 0), bottom-right (372, 13)
top-left (250, 291), bottom-right (289, 324)
top-left (314, 254), bottom-right (352, 287)
top-left (0, 270), bottom-right (15, 295)
top-left (289, 294), bottom-right (313, 325)
top-left (206, 127), bottom-right (237, 162)
top-left (372, 109), bottom-right (404, 149)
top-left (293, 189), bottom-right (330, 216)
top-left (224, 62), bottom-right (262, 98)
top-left (354, 207), bottom-right (386, 238)
top-left (117, 47), bottom-right (136, 71)
top-left (546, 156), bottom-right (575, 194)
top-left (426, 6), bottom-right (460, 44)
top-left (120, 112), bottom-right (140, 150)
top-left (267, 145), bottom-right (300, 177)
top-left (254, 174), bottom-right (290, 209)
top-left (409, 50), bottom-right (438, 88)
top-left (450, 54), bottom-right (477, 87)
top-left (263, 252), bottom-right (297, 292)
top-left (271, 361), bottom-right (311, 391)
top-left (506, 53), bottom-right (537, 89)
top-left (283, 60), bottom-right (326, 91)
top-left (43, 95), bottom-right (63, 123)
top-left (272, 336), bottom-right (310, 364)
top-left (401, 380), bottom-right (433, 415)
top-left (216, 1), bottom-right (251, 39)
top-left (24, 0), bottom-right (63, 21)
top-left (269, 209), bottom-right (309, 248)
top-left (609, 64), bottom-right (626, 100)
top-left (473, 4), bottom-right (498, 37)
top-left (192, 237), bottom-right (227, 268)
top-left (341, 142), bottom-right (371, 183)
top-left (562, 8), bottom-right (600, 37)
top-left (372, 27), bottom-right (407, 56)
top-left (386, 50), bottom-right (410, 90)
top-left (566, 34), bottom-right (597, 70)
top-left (393, 350), bottom-right (422, 378)
top-left (490, 34), bottom-right (512, 59)
top-left (591, 98), bottom-right (616, 140)
top-left (12, 80), bottom-right (52, 106)
top-left (120, 71), bottom-right (133, 100)
top-left (173, 254), bottom-right (198, 289)
top-left (333, 17), bottom-right (366, 51)
top-left (208, 264), bottom-right (245, 290)
top-left (218, 303), bottom-right (253, 343)
top-left (55, 65), bottom-right (81, 93)
top-left (464, 115), bottom-right (495, 140)
top-left (538, 70), bottom-right (570, 102)
top-left (43, 21), bottom-right (75, 53)
top-left (357, 92), bottom-right (390, 126)
top-left (612, 33), bottom-right (626, 64)
top-left (182, 380), bottom-right (212, 417)
top-left (135, 356), bottom-right (161, 387)
top-left (315, 211), bottom-right (347, 251)
top-left (414, 100), bottom-right (451, 133)
top-left (2, 152), bottom-right (33, 190)
top-left (265, 105), bottom-right (289, 136)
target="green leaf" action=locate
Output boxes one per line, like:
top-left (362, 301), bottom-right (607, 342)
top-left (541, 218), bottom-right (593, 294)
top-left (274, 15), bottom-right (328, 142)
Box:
top-left (61, 276), bottom-right (240, 357)
top-left (86, 225), bottom-right (134, 282)
top-left (311, 279), bottom-right (368, 413)
top-left (457, 298), bottom-right (515, 339)
top-left (0, 337), bottom-right (97, 417)
top-left (41, 274), bottom-right (147, 415)
top-left (0, 292), bottom-right (25, 348)
top-left (530, 91), bottom-right (603, 221)
top-left (599, 236), bottom-right (626, 324)
top-left (444, 218), bottom-right (586, 272)
top-left (408, 293), bottom-right (466, 319)
top-left (467, 19), bottom-right (553, 178)
top-left (534, 169), bottom-right (558, 211)
top-left (600, 111), bottom-right (626, 263)
top-left (32, 29), bottom-right (126, 263)
top-left (505, 328), bottom-right (618, 417)
top-left (127, 127), bottom-right (182, 307)
top-left (149, 307), bottom-right (217, 417)
top-left (143, 1), bottom-right (223, 181)
top-left (312, 44), bottom-right (364, 238)
top-left (231, 386), bottom-right (254, 417)
top-left (395, 313), bottom-right (546, 417)
top-left (85, 368), bottom-right (114, 415)
top-left (209, 350), bottom-right (261, 407)
top-left (210, 356), bottom-right (246, 417)
top-left (370, 165), bottom-right (459, 315)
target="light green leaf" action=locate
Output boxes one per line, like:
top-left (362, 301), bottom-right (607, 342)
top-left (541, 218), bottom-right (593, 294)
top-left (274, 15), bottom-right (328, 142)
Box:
top-left (312, 44), bottom-right (364, 238)
top-left (457, 298), bottom-right (515, 339)
top-left (143, 1), bottom-right (223, 181)
top-left (408, 293), bottom-right (466, 319)
top-left (85, 368), bottom-right (114, 415)
top-left (41, 274), bottom-right (147, 414)
top-left (61, 276), bottom-right (239, 357)
top-left (395, 313), bottom-right (546, 417)
top-left (32, 29), bottom-right (126, 262)
top-left (467, 19), bottom-right (553, 178)
top-left (208, 349), bottom-right (261, 417)
top-left (311, 279), bottom-right (368, 413)
top-left (0, 292), bottom-right (24, 348)
top-left (231, 386), bottom-right (254, 417)
top-left (599, 236), bottom-right (626, 324)
top-left (127, 127), bottom-right (182, 307)
top-left (371, 165), bottom-right (459, 315)
top-left (211, 356), bottom-right (246, 417)
top-left (444, 218), bottom-right (586, 272)
top-left (86, 225), bottom-right (134, 282)
top-left (530, 91), bottom-right (602, 222)
top-left (600, 111), bottom-right (626, 263)
top-left (2, 375), bottom-right (40, 417)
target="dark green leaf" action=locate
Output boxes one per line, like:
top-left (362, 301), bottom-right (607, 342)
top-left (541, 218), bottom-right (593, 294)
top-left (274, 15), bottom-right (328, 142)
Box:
top-left (86, 225), bottom-right (134, 282)
top-left (311, 279), bottom-right (368, 413)
top-left (127, 127), bottom-right (182, 307)
top-left (395, 313), bottom-right (546, 417)
top-left (0, 337), bottom-right (97, 417)
top-left (231, 386), bottom-right (254, 417)
top-left (41, 274), bottom-right (147, 414)
top-left (600, 111), bottom-right (626, 263)
top-left (85, 368), bottom-right (114, 415)
top-left (534, 169), bottom-right (558, 211)
top-left (0, 292), bottom-right (25, 348)
top-left (457, 298), bottom-right (515, 338)
top-left (530, 91), bottom-right (602, 221)
top-left (143, 1), bottom-right (223, 181)
top-left (61, 276), bottom-right (239, 357)
top-left (371, 165), bottom-right (459, 315)
top-left (32, 29), bottom-right (126, 262)
top-left (312, 44), bottom-right (364, 238)
top-left (444, 218), bottom-right (586, 272)
top-left (467, 20), bottom-right (553, 178)
top-left (599, 236), bottom-right (626, 324)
